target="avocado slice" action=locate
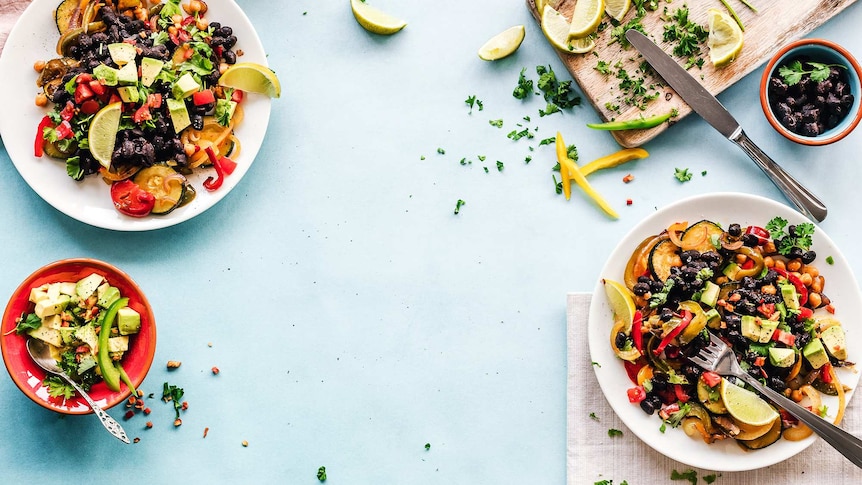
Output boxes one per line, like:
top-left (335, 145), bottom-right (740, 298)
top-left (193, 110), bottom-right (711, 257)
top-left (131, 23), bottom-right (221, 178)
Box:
top-left (820, 325), bottom-right (847, 360)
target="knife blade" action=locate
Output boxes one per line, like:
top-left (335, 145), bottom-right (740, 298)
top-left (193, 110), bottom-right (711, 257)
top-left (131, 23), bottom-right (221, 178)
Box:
top-left (625, 29), bottom-right (828, 222)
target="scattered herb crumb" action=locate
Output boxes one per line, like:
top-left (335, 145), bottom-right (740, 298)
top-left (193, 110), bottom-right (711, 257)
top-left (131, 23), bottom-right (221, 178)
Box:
top-left (524, 155), bottom-right (532, 164)
top-left (489, 119), bottom-right (504, 128)
top-left (594, 480), bottom-right (629, 485)
top-left (674, 167), bottom-right (693, 182)
top-left (478, 155), bottom-right (486, 161)
top-left (496, 161), bottom-right (504, 172)
top-left (437, 148), bottom-right (445, 155)
top-left (538, 137), bottom-right (555, 146)
top-left (670, 469), bottom-right (698, 485)
top-left (425, 443), bottom-right (431, 451)
top-left (513, 67), bottom-right (534, 100)
top-left (701, 170), bottom-right (707, 176)
top-left (317, 466), bottom-right (327, 482)
top-left (420, 155), bottom-right (425, 160)
top-left (607, 428), bottom-right (623, 437)
top-left (589, 412), bottom-right (599, 421)
top-left (483, 167), bottom-right (489, 173)
top-left (465, 95), bottom-right (483, 113)
top-left (704, 473), bottom-right (719, 484)
top-left (162, 382), bottom-right (184, 420)
top-left (591, 361), bottom-right (601, 367)
top-left (595, 60), bottom-right (612, 75)
top-left (826, 255), bottom-right (835, 265)
top-left (454, 199), bottom-right (466, 214)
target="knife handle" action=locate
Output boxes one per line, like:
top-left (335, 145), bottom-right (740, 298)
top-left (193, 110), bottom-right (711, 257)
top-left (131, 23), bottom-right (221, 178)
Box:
top-left (730, 130), bottom-right (828, 222)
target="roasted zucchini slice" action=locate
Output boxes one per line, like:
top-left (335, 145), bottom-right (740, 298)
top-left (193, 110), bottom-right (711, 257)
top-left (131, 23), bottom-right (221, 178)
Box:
top-left (648, 239), bottom-right (680, 282)
top-left (681, 220), bottom-right (724, 253)
top-left (133, 165), bottom-right (187, 215)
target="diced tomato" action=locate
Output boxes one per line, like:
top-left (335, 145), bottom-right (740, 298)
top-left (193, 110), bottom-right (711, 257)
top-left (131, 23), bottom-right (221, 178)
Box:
top-left (60, 101), bottom-right (76, 121)
top-left (80, 99), bottom-right (101, 115)
top-left (34, 116), bottom-right (52, 157)
top-left (218, 156), bottom-right (237, 175)
top-left (701, 371), bottom-right (722, 388)
top-left (55, 120), bottom-right (74, 140)
top-left (745, 225), bottom-right (770, 245)
top-left (799, 307), bottom-right (814, 320)
top-left (754, 356), bottom-right (766, 367)
top-left (75, 72), bottom-right (93, 84)
top-left (147, 93), bottom-right (163, 108)
top-left (192, 89), bottom-right (216, 106)
top-left (627, 385), bottom-right (647, 403)
top-left (821, 363), bottom-right (833, 383)
top-left (88, 79), bottom-right (107, 96)
top-left (673, 384), bottom-right (690, 403)
top-left (231, 89), bottom-right (244, 103)
top-left (757, 302), bottom-right (775, 317)
top-left (133, 104), bottom-right (152, 124)
top-left (110, 180), bottom-right (155, 217)
top-left (108, 93), bottom-right (122, 105)
top-left (772, 328), bottom-right (796, 346)
top-left (74, 82), bottom-right (95, 104)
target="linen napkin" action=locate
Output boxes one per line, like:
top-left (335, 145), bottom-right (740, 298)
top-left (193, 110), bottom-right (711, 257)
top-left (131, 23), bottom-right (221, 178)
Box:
top-left (567, 292), bottom-right (862, 484)
top-left (0, 0), bottom-right (29, 55)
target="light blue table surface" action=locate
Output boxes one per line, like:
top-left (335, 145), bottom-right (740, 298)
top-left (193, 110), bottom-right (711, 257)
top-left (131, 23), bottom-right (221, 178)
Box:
top-left (1, 1), bottom-right (861, 483)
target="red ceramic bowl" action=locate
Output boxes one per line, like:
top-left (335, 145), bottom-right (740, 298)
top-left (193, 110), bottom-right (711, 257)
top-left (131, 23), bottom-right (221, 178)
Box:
top-left (760, 38), bottom-right (862, 145)
top-left (1, 259), bottom-right (156, 414)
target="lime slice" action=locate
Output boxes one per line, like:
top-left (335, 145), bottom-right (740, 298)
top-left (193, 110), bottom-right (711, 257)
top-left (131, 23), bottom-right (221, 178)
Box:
top-left (568, 0), bottom-right (605, 39)
top-left (218, 62), bottom-right (281, 98)
top-left (605, 0), bottom-right (631, 22)
top-left (603, 278), bottom-right (636, 332)
top-left (541, 5), bottom-right (595, 54)
top-left (478, 25), bottom-right (526, 61)
top-left (88, 102), bottom-right (122, 169)
top-left (350, 0), bottom-right (406, 35)
top-left (706, 8), bottom-right (743, 67)
top-left (720, 379), bottom-right (780, 427)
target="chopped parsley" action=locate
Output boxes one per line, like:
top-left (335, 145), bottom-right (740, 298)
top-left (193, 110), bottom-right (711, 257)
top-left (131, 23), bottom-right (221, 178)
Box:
top-left (317, 466), bottom-right (327, 482)
top-left (424, 443), bottom-right (431, 450)
top-left (538, 137), bottom-right (555, 146)
top-left (662, 7), bottom-right (709, 69)
top-left (674, 167), bottom-right (693, 182)
top-left (437, 147), bottom-right (445, 155)
top-left (45, 376), bottom-right (75, 400)
top-left (513, 67), bottom-right (534, 100)
top-left (465, 95), bottom-right (483, 113)
top-left (536, 65), bottom-right (581, 115)
top-left (595, 60), bottom-right (612, 75)
top-left (489, 119), bottom-right (504, 128)
top-left (826, 255), bottom-right (835, 265)
top-left (454, 199), bottom-right (466, 214)
top-left (607, 428), bottom-right (623, 437)
top-left (496, 161), bottom-right (504, 172)
top-left (670, 469), bottom-right (698, 485)
top-left (704, 474), bottom-right (718, 484)
top-left (589, 412), bottom-right (599, 421)
top-left (162, 381), bottom-right (185, 419)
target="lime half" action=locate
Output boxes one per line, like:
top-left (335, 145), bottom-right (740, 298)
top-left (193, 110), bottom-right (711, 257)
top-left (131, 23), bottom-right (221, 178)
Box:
top-left (88, 102), bottom-right (122, 169)
top-left (218, 62), bottom-right (281, 98)
top-left (541, 5), bottom-right (595, 54)
top-left (350, 0), bottom-right (406, 35)
top-left (478, 25), bottom-right (526, 61)
top-left (707, 8), bottom-right (744, 67)
top-left (568, 0), bottom-right (605, 39)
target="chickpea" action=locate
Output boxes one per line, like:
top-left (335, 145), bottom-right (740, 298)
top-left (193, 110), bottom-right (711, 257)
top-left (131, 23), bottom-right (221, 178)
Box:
top-left (33, 60), bottom-right (46, 73)
top-left (786, 259), bottom-right (802, 272)
top-left (761, 284), bottom-right (777, 295)
top-left (763, 255), bottom-right (775, 268)
top-left (802, 265), bottom-right (819, 278)
top-left (171, 13), bottom-right (183, 25)
top-left (218, 62), bottom-right (228, 74)
top-left (35, 93), bottom-right (49, 107)
top-left (811, 275), bottom-right (824, 294)
top-left (195, 18), bottom-right (208, 31)
top-left (773, 259), bottom-right (787, 271)
top-left (799, 272), bottom-right (813, 286)
top-left (763, 241), bottom-right (777, 254)
top-left (167, 26), bottom-right (178, 36)
top-left (809, 292), bottom-right (823, 308)
top-left (735, 253), bottom-right (747, 265)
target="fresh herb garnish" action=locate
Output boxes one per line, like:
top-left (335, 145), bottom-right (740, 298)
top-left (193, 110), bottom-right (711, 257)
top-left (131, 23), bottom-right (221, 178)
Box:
top-left (826, 255), bottom-right (835, 265)
top-left (674, 167), bottom-right (693, 182)
top-left (44, 376), bottom-right (75, 400)
top-left (536, 65), bottom-right (581, 114)
top-left (454, 199), bottom-right (466, 214)
top-left (607, 428), bottom-right (623, 437)
top-left (496, 161), bottom-right (504, 172)
top-left (670, 469), bottom-right (698, 485)
top-left (489, 119), bottom-right (503, 128)
top-left (765, 216), bottom-right (815, 255)
top-left (589, 412), bottom-right (599, 421)
top-left (779, 60), bottom-right (845, 86)
top-left (162, 381), bottom-right (185, 419)
top-left (14, 312), bottom-right (42, 334)
top-left (513, 67), bottom-right (534, 100)
top-left (317, 466), bottom-right (327, 482)
top-left (437, 148), bottom-right (445, 155)
top-left (465, 95), bottom-right (483, 113)
top-left (424, 443), bottom-right (431, 450)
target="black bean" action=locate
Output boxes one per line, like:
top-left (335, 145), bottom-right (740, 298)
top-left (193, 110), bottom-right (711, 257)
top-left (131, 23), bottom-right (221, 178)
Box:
top-left (802, 250), bottom-right (816, 264)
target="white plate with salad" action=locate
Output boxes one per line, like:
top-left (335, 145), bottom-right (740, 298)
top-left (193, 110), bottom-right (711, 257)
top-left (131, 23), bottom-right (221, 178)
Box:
top-left (588, 192), bottom-right (862, 471)
top-left (0, 0), bottom-right (272, 231)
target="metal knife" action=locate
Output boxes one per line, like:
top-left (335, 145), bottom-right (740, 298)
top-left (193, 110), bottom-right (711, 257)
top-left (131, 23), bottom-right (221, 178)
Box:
top-left (625, 29), bottom-right (827, 222)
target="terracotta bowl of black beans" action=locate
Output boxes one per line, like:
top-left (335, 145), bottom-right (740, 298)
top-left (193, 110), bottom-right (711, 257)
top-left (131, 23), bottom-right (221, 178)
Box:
top-left (761, 38), bottom-right (862, 145)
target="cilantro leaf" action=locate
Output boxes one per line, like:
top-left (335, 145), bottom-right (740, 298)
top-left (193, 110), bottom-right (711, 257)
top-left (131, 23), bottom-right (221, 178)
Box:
top-left (670, 469), bottom-right (698, 485)
top-left (14, 312), bottom-right (42, 334)
top-left (44, 376), bottom-right (75, 400)
top-left (674, 167), bottom-right (693, 182)
top-left (163, 381), bottom-right (185, 419)
top-left (512, 68), bottom-right (533, 100)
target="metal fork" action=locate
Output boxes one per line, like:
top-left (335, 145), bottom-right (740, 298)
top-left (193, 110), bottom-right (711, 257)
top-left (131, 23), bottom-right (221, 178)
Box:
top-left (689, 332), bottom-right (862, 467)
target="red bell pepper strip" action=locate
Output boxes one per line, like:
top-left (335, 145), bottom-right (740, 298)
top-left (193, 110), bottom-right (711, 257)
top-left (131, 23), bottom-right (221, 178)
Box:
top-left (203, 146), bottom-right (228, 191)
top-left (219, 156), bottom-right (236, 175)
top-left (821, 362), bottom-right (834, 383)
top-left (653, 310), bottom-right (692, 356)
top-left (773, 268), bottom-right (809, 306)
top-left (673, 384), bottom-right (690, 403)
top-left (110, 180), bottom-right (155, 217)
top-left (745, 225), bottom-right (770, 245)
top-left (34, 116), bottom-right (52, 157)
top-left (623, 359), bottom-right (645, 384)
top-left (631, 310), bottom-right (644, 354)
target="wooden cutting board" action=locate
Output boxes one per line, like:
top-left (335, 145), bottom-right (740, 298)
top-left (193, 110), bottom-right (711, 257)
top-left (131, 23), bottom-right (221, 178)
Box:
top-left (528, 0), bottom-right (858, 147)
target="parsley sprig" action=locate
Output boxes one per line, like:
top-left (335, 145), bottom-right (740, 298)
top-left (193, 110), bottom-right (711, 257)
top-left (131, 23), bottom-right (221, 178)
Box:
top-left (765, 217), bottom-right (815, 255)
top-left (778, 60), bottom-right (846, 86)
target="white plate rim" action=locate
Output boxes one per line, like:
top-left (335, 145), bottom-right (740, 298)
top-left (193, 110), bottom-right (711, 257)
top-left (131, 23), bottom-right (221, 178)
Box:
top-left (0, 0), bottom-right (271, 231)
top-left (588, 192), bottom-right (862, 471)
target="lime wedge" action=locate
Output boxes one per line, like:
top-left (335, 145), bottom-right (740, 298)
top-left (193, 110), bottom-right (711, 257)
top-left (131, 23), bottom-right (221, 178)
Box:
top-left (218, 62), bottom-right (281, 98)
top-left (350, 0), bottom-right (406, 35)
top-left (478, 25), bottom-right (526, 61)
top-left (568, 0), bottom-right (605, 39)
top-left (603, 278), bottom-right (636, 332)
top-left (88, 102), bottom-right (122, 169)
top-left (720, 379), bottom-right (780, 427)
top-left (605, 0), bottom-right (631, 22)
top-left (707, 8), bottom-right (744, 67)
top-left (541, 5), bottom-right (595, 54)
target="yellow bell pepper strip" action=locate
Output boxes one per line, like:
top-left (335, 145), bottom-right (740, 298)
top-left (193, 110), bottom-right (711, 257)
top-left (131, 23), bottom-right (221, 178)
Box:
top-left (98, 297), bottom-right (128, 392)
top-left (580, 148), bottom-right (649, 177)
top-left (586, 109), bottom-right (678, 131)
top-left (556, 132), bottom-right (619, 219)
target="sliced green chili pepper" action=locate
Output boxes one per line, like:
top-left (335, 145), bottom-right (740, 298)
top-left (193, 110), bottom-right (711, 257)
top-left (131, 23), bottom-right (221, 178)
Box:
top-left (98, 297), bottom-right (128, 392)
top-left (587, 109), bottom-right (678, 131)
top-left (117, 364), bottom-right (136, 397)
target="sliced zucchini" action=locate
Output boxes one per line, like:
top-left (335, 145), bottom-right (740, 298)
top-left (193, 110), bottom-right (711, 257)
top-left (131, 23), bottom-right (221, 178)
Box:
top-left (681, 220), bottom-right (724, 253)
top-left (133, 165), bottom-right (187, 215)
top-left (696, 376), bottom-right (727, 414)
top-left (624, 234), bottom-right (666, 291)
top-left (648, 238), bottom-right (681, 282)
top-left (43, 140), bottom-right (77, 159)
top-left (55, 0), bottom-right (84, 35)
top-left (738, 416), bottom-right (782, 449)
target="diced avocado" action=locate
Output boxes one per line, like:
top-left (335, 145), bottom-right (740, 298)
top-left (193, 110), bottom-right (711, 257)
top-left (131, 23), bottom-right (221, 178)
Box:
top-left (58, 282), bottom-right (77, 296)
top-left (117, 85), bottom-right (139, 103)
top-left (116, 61), bottom-right (138, 86)
top-left (117, 307), bottom-right (141, 335)
top-left (722, 262), bottom-right (740, 281)
top-left (97, 284), bottom-right (121, 308)
top-left (46, 283), bottom-right (62, 301)
top-left (34, 294), bottom-right (71, 318)
top-left (167, 98), bottom-right (191, 132)
top-left (93, 64), bottom-right (119, 86)
top-left (28, 325), bottom-right (63, 347)
top-left (741, 315), bottom-right (777, 343)
top-left (76, 273), bottom-right (105, 300)
top-left (820, 325), bottom-right (847, 360)
top-left (108, 42), bottom-right (137, 66)
top-left (700, 281), bottom-right (720, 307)
top-left (42, 314), bottom-right (62, 330)
top-left (803, 338), bottom-right (830, 369)
top-left (780, 282), bottom-right (800, 310)
top-left (108, 335), bottom-right (129, 353)
top-left (75, 324), bottom-right (98, 354)
top-left (172, 72), bottom-right (200, 99)
top-left (29, 287), bottom-right (49, 303)
top-left (140, 57), bottom-right (164, 87)
top-left (704, 308), bottom-right (721, 329)
top-left (59, 327), bottom-right (77, 345)
top-left (215, 98), bottom-right (237, 124)
top-left (768, 347), bottom-right (796, 367)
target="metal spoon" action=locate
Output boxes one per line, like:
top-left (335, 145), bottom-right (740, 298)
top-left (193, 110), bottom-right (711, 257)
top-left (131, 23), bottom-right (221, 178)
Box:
top-left (27, 339), bottom-right (130, 444)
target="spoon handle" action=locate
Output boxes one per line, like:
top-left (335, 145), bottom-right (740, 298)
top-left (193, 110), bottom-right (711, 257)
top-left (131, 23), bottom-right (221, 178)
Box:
top-left (63, 373), bottom-right (130, 444)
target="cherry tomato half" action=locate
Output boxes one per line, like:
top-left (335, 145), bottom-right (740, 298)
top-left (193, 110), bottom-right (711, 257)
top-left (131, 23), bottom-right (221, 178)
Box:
top-left (110, 179), bottom-right (155, 217)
